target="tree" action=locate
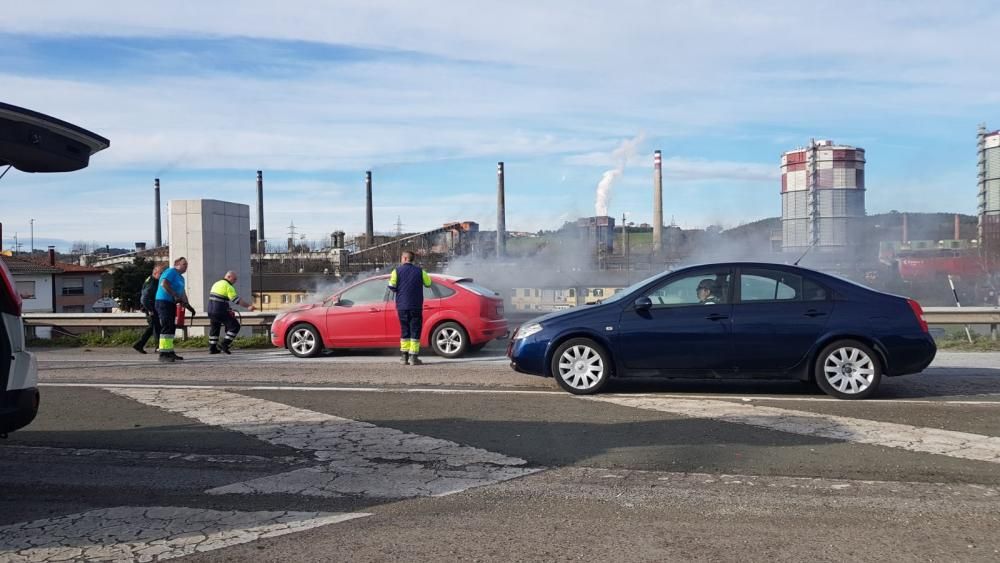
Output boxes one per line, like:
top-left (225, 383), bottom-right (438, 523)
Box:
top-left (111, 257), bottom-right (154, 312)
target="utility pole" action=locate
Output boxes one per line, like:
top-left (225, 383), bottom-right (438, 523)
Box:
top-left (623, 213), bottom-right (630, 284)
top-left (30, 219), bottom-right (34, 255)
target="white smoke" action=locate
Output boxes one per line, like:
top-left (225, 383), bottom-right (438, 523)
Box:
top-left (594, 133), bottom-right (645, 216)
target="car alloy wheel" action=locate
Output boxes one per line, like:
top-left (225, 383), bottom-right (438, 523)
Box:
top-left (431, 322), bottom-right (468, 358)
top-left (816, 340), bottom-right (882, 400)
top-left (552, 338), bottom-right (611, 395)
top-left (436, 327), bottom-right (463, 354)
top-left (287, 324), bottom-right (321, 358)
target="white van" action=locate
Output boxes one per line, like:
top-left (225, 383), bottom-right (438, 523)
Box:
top-left (0, 101), bottom-right (109, 435)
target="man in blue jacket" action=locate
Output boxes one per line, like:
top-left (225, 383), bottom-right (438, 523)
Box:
top-left (388, 250), bottom-right (432, 365)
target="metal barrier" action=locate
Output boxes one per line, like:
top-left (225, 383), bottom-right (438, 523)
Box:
top-left (24, 308), bottom-right (998, 328)
top-left (24, 312), bottom-right (277, 330)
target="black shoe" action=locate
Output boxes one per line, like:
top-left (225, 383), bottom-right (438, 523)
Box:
top-left (132, 343), bottom-right (147, 354)
top-left (408, 354), bottom-right (422, 366)
top-left (171, 352), bottom-right (185, 361)
top-left (158, 353), bottom-right (175, 363)
top-left (400, 352), bottom-right (410, 365)
top-left (209, 345), bottom-right (221, 355)
top-left (221, 344), bottom-right (232, 355)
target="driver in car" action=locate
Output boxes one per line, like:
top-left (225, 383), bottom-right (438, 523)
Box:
top-left (697, 279), bottom-right (721, 305)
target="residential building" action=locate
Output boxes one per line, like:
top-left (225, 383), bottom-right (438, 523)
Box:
top-left (0, 255), bottom-right (59, 313)
top-left (0, 252), bottom-right (109, 313)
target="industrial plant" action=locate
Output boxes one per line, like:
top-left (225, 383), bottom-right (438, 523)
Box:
top-left (50, 125), bottom-right (998, 311)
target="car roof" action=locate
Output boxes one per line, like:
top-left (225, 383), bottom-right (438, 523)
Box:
top-left (0, 102), bottom-right (110, 172)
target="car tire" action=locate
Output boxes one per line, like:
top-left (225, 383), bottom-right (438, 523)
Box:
top-left (286, 323), bottom-right (323, 358)
top-left (431, 322), bottom-right (469, 358)
top-left (551, 338), bottom-right (611, 395)
top-left (814, 339), bottom-right (882, 400)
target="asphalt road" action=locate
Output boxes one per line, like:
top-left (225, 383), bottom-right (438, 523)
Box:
top-left (2, 344), bottom-right (999, 561)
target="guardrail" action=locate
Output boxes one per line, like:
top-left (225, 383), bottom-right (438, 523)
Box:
top-left (22, 308), bottom-right (999, 328)
top-left (24, 312), bottom-right (277, 330)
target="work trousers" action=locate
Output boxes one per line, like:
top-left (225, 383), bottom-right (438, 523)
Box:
top-left (155, 300), bottom-right (177, 352)
top-left (397, 309), bottom-right (423, 354)
top-left (136, 307), bottom-right (161, 349)
top-left (209, 312), bottom-right (241, 348)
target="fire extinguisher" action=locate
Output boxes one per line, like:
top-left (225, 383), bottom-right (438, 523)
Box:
top-left (175, 302), bottom-right (187, 328)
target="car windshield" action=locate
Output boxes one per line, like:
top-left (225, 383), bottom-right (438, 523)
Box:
top-left (598, 271), bottom-right (670, 305)
top-left (457, 280), bottom-right (499, 297)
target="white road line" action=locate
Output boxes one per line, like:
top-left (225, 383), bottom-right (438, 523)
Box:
top-left (0, 507), bottom-right (367, 562)
top-left (108, 387), bottom-right (541, 498)
top-left (589, 396), bottom-right (1000, 464)
top-left (40, 382), bottom-right (1000, 405)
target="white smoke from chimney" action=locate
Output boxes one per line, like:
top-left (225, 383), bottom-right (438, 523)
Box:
top-left (594, 132), bottom-right (645, 216)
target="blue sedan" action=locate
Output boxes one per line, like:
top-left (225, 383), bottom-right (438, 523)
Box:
top-left (508, 262), bottom-right (936, 399)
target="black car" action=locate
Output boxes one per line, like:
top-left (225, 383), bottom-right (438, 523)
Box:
top-left (508, 262), bottom-right (936, 399)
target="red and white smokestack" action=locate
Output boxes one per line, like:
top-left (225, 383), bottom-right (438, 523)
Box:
top-left (497, 162), bottom-right (506, 259)
top-left (154, 178), bottom-right (162, 247)
top-left (365, 171), bottom-right (374, 247)
top-left (653, 150), bottom-right (663, 257)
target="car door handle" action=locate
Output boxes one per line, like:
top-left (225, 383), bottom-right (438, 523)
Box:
top-left (804, 310), bottom-right (827, 318)
top-left (368, 307), bottom-right (380, 313)
top-left (705, 313), bottom-right (729, 321)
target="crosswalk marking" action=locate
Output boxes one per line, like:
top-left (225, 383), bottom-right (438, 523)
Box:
top-left (589, 396), bottom-right (1000, 464)
top-left (108, 387), bottom-right (541, 498)
top-left (0, 508), bottom-right (367, 562)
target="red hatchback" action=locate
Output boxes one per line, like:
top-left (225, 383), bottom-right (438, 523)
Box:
top-left (270, 274), bottom-right (508, 358)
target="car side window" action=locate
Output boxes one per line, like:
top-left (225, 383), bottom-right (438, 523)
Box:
top-left (339, 280), bottom-right (388, 306)
top-left (645, 271), bottom-right (731, 308)
top-left (740, 269), bottom-right (826, 302)
top-left (429, 283), bottom-right (456, 299)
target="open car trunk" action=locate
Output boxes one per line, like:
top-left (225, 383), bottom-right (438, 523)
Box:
top-left (0, 102), bottom-right (109, 173)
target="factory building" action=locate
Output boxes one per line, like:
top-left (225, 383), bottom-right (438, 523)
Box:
top-left (781, 140), bottom-right (866, 253)
top-left (577, 216), bottom-right (616, 255)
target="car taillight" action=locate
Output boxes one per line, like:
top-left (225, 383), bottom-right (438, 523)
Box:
top-left (0, 259), bottom-right (23, 316)
top-left (907, 298), bottom-right (928, 333)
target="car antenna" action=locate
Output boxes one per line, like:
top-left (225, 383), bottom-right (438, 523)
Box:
top-left (793, 241), bottom-right (816, 266)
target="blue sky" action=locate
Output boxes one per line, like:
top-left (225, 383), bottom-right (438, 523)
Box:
top-left (2, 1), bottom-right (999, 251)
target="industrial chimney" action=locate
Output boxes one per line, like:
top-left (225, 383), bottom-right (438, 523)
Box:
top-left (365, 171), bottom-right (374, 248)
top-left (497, 162), bottom-right (506, 258)
top-left (902, 213), bottom-right (909, 243)
top-left (653, 150), bottom-right (663, 257)
top-left (954, 213), bottom-right (961, 240)
top-left (256, 170), bottom-right (265, 251)
top-left (154, 178), bottom-right (162, 247)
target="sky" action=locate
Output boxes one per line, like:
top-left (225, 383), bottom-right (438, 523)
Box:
top-left (2, 1), bottom-right (999, 251)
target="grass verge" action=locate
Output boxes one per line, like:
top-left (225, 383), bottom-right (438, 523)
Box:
top-left (28, 329), bottom-right (273, 350)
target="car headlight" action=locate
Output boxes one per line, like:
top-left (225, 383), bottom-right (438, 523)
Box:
top-left (514, 323), bottom-right (543, 340)
top-left (273, 311), bottom-right (287, 323)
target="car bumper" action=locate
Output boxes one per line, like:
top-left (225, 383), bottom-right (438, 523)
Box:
top-left (507, 334), bottom-right (549, 377)
top-left (470, 319), bottom-right (509, 343)
top-left (886, 334), bottom-right (937, 376)
top-left (0, 387), bottom-right (39, 434)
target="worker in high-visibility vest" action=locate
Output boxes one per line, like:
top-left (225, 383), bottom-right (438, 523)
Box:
top-left (155, 257), bottom-right (193, 363)
top-left (207, 270), bottom-right (255, 354)
top-left (388, 250), bottom-right (432, 365)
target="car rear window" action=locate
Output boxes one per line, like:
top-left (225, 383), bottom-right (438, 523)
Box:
top-left (457, 281), bottom-right (499, 297)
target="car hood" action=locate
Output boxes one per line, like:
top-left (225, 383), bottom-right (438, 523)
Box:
top-left (523, 302), bottom-right (613, 326)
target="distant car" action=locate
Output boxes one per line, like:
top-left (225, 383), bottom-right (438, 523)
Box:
top-left (508, 262), bottom-right (936, 400)
top-left (271, 274), bottom-right (508, 358)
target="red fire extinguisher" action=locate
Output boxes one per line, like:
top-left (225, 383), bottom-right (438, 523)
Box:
top-left (175, 302), bottom-right (187, 328)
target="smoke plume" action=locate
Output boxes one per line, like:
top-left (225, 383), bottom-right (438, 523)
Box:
top-left (594, 133), bottom-right (645, 216)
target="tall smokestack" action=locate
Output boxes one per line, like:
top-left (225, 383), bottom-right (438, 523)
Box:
top-left (154, 178), bottom-right (162, 247)
top-left (365, 171), bottom-right (374, 247)
top-left (902, 212), bottom-right (909, 243)
top-left (497, 162), bottom-right (506, 259)
top-left (256, 171), bottom-right (265, 249)
top-left (954, 213), bottom-right (961, 240)
top-left (653, 150), bottom-right (663, 257)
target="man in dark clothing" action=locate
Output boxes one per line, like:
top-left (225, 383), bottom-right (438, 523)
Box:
top-left (132, 263), bottom-right (166, 354)
top-left (388, 250), bottom-right (432, 365)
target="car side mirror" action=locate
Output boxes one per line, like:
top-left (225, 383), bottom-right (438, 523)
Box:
top-left (634, 297), bottom-right (652, 311)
